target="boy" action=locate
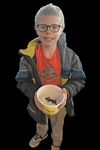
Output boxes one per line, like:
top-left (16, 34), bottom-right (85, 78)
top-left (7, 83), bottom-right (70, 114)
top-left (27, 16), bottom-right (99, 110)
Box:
top-left (15, 3), bottom-right (86, 150)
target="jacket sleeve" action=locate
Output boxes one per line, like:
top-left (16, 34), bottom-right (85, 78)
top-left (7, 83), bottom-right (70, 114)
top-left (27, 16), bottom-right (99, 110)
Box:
top-left (64, 52), bottom-right (86, 98)
top-left (15, 56), bottom-right (38, 100)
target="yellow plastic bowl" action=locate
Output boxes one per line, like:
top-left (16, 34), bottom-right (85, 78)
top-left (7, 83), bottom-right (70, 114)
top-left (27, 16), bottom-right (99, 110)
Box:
top-left (36, 85), bottom-right (65, 115)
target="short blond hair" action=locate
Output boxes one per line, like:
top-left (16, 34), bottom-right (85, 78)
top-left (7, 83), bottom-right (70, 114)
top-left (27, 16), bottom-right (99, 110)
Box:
top-left (35, 3), bottom-right (65, 29)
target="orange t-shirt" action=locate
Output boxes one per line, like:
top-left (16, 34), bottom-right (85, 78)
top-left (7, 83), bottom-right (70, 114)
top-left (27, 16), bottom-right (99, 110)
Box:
top-left (36, 44), bottom-right (61, 86)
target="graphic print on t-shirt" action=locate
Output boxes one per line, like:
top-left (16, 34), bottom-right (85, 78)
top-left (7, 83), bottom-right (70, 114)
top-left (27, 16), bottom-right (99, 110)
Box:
top-left (39, 66), bottom-right (61, 85)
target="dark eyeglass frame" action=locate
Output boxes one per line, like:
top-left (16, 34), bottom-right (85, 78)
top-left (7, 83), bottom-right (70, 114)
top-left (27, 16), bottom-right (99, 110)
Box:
top-left (37, 24), bottom-right (62, 33)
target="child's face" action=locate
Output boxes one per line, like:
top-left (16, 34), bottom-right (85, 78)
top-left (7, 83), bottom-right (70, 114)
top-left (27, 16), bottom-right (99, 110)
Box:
top-left (35, 16), bottom-right (63, 47)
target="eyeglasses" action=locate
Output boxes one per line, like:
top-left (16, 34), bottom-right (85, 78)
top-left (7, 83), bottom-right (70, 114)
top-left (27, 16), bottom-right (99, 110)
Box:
top-left (37, 24), bottom-right (62, 33)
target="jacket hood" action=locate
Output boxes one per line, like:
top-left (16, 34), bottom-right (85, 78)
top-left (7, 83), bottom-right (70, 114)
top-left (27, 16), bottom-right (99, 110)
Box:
top-left (58, 32), bottom-right (67, 49)
top-left (19, 32), bottom-right (67, 58)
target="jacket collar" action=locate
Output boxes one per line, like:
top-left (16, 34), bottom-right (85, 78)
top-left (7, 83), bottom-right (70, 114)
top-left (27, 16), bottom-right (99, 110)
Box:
top-left (19, 32), bottom-right (67, 58)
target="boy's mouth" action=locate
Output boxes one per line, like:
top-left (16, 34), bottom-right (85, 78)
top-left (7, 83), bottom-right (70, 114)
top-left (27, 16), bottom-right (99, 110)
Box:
top-left (44, 37), bottom-right (54, 41)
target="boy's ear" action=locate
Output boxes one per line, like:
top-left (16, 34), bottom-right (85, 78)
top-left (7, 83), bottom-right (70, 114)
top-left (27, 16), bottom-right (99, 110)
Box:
top-left (59, 28), bottom-right (64, 36)
top-left (61, 27), bottom-right (64, 33)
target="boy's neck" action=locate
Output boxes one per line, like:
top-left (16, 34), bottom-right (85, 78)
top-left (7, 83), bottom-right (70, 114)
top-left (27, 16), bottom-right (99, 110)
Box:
top-left (41, 44), bottom-right (57, 59)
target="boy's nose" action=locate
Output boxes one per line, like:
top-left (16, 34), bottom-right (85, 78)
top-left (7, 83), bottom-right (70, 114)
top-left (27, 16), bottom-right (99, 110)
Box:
top-left (46, 27), bottom-right (52, 33)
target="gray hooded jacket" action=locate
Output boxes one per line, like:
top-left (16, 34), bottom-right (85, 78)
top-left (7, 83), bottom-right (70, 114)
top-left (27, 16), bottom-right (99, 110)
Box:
top-left (15, 32), bottom-right (86, 124)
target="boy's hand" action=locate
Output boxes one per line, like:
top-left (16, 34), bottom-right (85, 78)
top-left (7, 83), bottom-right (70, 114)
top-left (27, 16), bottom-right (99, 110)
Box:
top-left (58, 88), bottom-right (68, 110)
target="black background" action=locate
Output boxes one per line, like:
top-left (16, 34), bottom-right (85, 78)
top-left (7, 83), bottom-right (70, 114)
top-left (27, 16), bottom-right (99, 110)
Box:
top-left (2, 0), bottom-right (98, 150)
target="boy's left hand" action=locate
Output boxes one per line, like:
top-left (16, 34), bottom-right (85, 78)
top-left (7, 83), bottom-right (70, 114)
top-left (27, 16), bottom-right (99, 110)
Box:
top-left (58, 88), bottom-right (68, 110)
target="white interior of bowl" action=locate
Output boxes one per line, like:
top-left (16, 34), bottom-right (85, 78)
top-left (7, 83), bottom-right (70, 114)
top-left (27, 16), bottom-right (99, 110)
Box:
top-left (37, 85), bottom-right (64, 107)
